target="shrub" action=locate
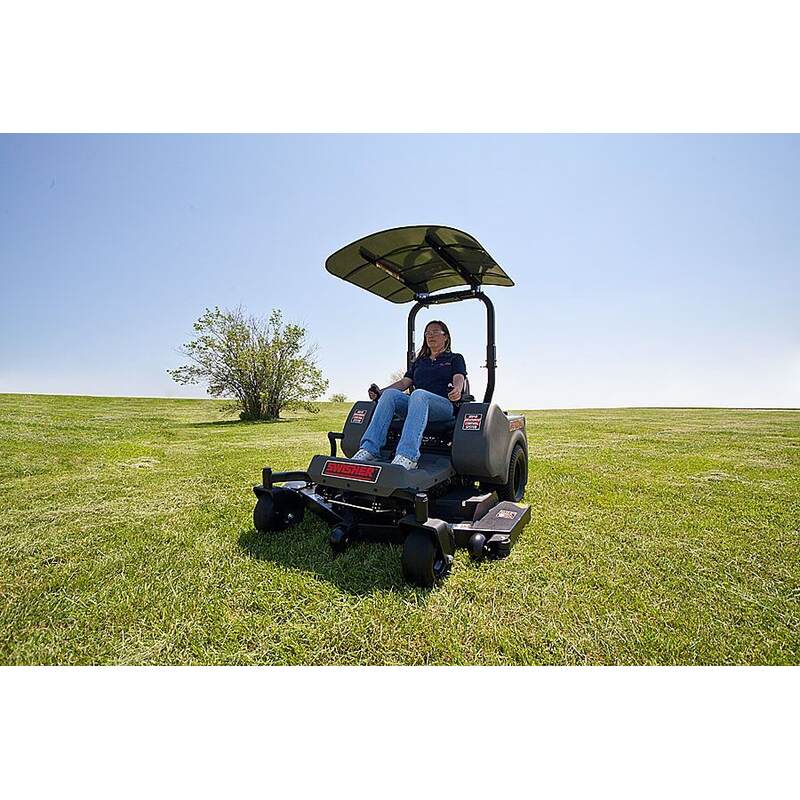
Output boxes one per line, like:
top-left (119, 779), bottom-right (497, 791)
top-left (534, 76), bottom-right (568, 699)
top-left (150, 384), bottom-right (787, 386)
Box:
top-left (169, 307), bottom-right (328, 420)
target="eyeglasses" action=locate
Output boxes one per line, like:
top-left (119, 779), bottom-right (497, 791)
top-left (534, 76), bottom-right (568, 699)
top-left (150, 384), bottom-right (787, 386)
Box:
top-left (425, 330), bottom-right (446, 337)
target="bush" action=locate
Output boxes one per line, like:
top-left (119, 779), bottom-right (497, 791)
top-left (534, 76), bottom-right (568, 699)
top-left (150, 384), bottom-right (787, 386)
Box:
top-left (329, 393), bottom-right (348, 403)
top-left (168, 307), bottom-right (328, 420)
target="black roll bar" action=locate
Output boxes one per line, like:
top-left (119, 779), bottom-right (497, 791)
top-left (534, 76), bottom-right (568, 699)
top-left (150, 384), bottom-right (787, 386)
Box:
top-left (407, 288), bottom-right (497, 404)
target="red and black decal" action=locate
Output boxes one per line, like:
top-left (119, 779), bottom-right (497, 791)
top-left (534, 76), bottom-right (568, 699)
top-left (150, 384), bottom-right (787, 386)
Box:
top-left (508, 418), bottom-right (525, 432)
top-left (322, 460), bottom-right (382, 483)
top-left (350, 409), bottom-right (367, 424)
top-left (462, 413), bottom-right (483, 431)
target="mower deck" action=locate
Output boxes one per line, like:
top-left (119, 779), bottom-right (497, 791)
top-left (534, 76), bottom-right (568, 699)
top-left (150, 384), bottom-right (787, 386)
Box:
top-left (253, 466), bottom-right (531, 576)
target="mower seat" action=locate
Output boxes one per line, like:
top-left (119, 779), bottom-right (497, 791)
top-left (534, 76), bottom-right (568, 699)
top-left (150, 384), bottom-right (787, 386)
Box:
top-left (388, 416), bottom-right (456, 438)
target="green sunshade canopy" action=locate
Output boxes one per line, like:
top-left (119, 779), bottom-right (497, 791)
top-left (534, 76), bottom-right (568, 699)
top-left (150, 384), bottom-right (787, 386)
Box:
top-left (325, 225), bottom-right (513, 303)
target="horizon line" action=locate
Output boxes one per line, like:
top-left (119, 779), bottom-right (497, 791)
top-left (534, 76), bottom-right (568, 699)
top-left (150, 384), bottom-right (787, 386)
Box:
top-left (1, 391), bottom-right (798, 413)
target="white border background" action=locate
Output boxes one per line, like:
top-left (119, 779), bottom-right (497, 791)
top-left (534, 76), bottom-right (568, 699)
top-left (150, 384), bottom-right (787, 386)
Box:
top-left (2, 1), bottom-right (798, 796)
top-left (2, 667), bottom-right (798, 798)
top-left (2, 0), bottom-right (800, 132)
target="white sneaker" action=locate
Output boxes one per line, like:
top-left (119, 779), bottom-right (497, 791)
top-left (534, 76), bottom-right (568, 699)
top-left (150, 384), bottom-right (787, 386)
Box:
top-left (391, 454), bottom-right (418, 470)
top-left (352, 448), bottom-right (378, 462)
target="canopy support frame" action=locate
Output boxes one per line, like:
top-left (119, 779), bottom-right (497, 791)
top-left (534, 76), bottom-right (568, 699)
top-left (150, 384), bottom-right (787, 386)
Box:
top-left (407, 288), bottom-right (497, 405)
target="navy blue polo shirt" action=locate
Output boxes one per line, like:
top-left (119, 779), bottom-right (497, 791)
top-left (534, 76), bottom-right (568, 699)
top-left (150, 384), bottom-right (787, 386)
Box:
top-left (404, 352), bottom-right (467, 399)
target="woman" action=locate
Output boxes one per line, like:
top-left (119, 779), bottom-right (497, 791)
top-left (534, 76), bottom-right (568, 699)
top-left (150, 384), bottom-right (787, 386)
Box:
top-left (352, 320), bottom-right (467, 470)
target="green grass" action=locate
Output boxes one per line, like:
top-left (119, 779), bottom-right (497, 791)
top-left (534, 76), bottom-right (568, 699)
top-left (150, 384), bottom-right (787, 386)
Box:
top-left (1, 393), bottom-right (798, 665)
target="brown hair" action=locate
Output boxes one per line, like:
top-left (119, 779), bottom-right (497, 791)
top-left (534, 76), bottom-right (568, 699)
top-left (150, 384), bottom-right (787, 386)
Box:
top-left (416, 320), bottom-right (452, 360)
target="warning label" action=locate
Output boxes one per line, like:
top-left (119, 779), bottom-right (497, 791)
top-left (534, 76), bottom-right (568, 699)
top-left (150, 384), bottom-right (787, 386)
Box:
top-left (497, 509), bottom-right (518, 520)
top-left (351, 410), bottom-right (367, 424)
top-left (508, 418), bottom-right (525, 432)
top-left (462, 413), bottom-right (483, 431)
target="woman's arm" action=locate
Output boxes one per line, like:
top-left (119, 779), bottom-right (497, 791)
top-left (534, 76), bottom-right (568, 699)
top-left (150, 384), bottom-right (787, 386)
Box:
top-left (385, 376), bottom-right (413, 392)
top-left (448, 373), bottom-right (465, 401)
top-left (369, 376), bottom-right (413, 400)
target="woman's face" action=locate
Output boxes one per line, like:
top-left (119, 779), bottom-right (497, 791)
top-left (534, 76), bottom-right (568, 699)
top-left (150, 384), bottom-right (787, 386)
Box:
top-left (425, 324), bottom-right (447, 350)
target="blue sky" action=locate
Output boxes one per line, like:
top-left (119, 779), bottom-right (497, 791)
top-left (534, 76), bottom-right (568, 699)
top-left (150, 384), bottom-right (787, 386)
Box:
top-left (1, 134), bottom-right (798, 408)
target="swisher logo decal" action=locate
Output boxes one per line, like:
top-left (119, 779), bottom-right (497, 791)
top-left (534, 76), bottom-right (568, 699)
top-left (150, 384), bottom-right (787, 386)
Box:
top-left (462, 413), bottom-right (483, 431)
top-left (350, 409), bottom-right (367, 424)
top-left (322, 460), bottom-right (382, 483)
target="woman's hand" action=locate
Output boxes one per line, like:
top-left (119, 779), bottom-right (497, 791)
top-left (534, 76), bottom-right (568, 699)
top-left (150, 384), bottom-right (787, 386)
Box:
top-left (448, 373), bottom-right (465, 402)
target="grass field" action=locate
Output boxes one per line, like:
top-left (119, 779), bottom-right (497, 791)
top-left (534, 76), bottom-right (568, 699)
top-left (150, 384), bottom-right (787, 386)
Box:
top-left (1, 393), bottom-right (798, 665)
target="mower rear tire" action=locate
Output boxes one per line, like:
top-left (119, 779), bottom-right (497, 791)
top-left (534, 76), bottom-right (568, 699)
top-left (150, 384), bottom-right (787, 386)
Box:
top-left (402, 530), bottom-right (450, 588)
top-left (483, 443), bottom-right (527, 502)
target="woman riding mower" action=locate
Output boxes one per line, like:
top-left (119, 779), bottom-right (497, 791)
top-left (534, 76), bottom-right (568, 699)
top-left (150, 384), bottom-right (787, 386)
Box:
top-left (352, 320), bottom-right (466, 470)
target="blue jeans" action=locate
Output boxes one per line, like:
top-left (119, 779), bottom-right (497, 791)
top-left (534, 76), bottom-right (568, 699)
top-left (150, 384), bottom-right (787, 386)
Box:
top-left (359, 389), bottom-right (455, 462)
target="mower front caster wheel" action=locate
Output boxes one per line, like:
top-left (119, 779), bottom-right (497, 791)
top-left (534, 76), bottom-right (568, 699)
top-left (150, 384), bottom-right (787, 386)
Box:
top-left (468, 532), bottom-right (487, 561)
top-left (253, 495), bottom-right (277, 533)
top-left (253, 488), bottom-right (305, 533)
top-left (329, 525), bottom-right (352, 554)
top-left (401, 530), bottom-right (451, 588)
